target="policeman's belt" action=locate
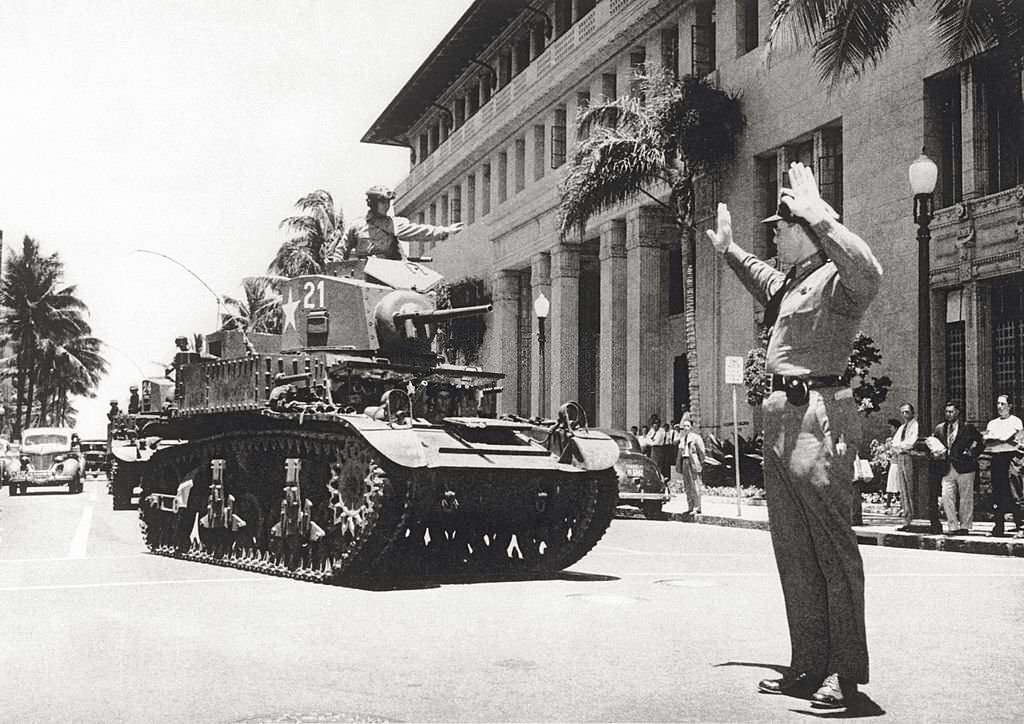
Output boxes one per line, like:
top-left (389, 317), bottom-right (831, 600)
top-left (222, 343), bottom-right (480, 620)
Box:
top-left (770, 374), bottom-right (845, 392)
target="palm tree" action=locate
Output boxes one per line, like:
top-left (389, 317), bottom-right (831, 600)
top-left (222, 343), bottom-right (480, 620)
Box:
top-left (559, 70), bottom-right (744, 420)
top-left (36, 328), bottom-right (107, 426)
top-left (269, 190), bottom-right (345, 277)
top-left (0, 236), bottom-right (106, 434)
top-left (221, 277), bottom-right (283, 335)
top-left (766, 1), bottom-right (1024, 89)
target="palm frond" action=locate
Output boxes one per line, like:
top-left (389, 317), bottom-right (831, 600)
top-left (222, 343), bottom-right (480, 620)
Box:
top-left (576, 96), bottom-right (651, 140)
top-left (812, 0), bottom-right (913, 88)
top-left (765, 0), bottom-right (842, 63)
top-left (931, 0), bottom-right (1023, 63)
top-left (559, 135), bottom-right (668, 237)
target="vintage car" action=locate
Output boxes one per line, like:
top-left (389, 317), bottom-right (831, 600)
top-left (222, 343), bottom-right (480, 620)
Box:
top-left (7, 426), bottom-right (83, 495)
top-left (599, 428), bottom-right (672, 518)
top-left (80, 439), bottom-right (109, 478)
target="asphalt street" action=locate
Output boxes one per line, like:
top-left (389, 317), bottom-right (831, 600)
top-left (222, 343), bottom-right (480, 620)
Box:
top-left (2, 478), bottom-right (1023, 723)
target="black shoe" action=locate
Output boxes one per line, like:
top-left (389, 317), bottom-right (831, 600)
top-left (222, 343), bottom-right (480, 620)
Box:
top-left (956, 528), bottom-right (970, 536)
top-left (810, 673), bottom-right (855, 709)
top-left (758, 671), bottom-right (814, 695)
top-left (990, 530), bottom-right (1008, 538)
top-left (895, 525), bottom-right (913, 532)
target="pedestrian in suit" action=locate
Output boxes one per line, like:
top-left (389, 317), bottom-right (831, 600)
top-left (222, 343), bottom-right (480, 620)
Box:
top-left (675, 419), bottom-right (705, 515)
top-left (707, 161), bottom-right (882, 709)
top-left (932, 401), bottom-right (983, 535)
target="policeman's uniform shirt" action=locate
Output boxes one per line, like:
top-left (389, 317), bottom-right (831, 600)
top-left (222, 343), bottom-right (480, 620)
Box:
top-left (336, 212), bottom-right (450, 260)
top-left (723, 216), bottom-right (883, 377)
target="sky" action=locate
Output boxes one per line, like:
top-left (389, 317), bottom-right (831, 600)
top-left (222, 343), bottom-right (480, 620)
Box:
top-left (0, 0), bottom-right (474, 438)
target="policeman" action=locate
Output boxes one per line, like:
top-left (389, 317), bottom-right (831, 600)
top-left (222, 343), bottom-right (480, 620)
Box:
top-left (329, 185), bottom-right (463, 261)
top-left (707, 162), bottom-right (882, 710)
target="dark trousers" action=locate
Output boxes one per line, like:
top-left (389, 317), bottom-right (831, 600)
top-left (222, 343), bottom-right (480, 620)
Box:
top-left (762, 389), bottom-right (869, 684)
top-left (990, 452), bottom-right (1023, 532)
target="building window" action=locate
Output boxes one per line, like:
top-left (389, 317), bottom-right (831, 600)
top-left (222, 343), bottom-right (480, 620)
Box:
top-left (668, 243), bottom-right (683, 315)
top-left (530, 22), bottom-right (546, 59)
top-left (429, 202), bottom-right (437, 225)
top-left (534, 125), bottom-right (546, 181)
top-left (817, 128), bottom-right (843, 217)
top-left (737, 0), bottom-right (759, 55)
top-left (417, 211), bottom-right (426, 225)
top-left (498, 152), bottom-right (508, 203)
top-left (450, 186), bottom-right (461, 224)
top-left (514, 34), bottom-right (530, 75)
top-left (454, 96), bottom-right (465, 127)
top-left (630, 48), bottom-right (646, 100)
top-left (575, 92), bottom-right (590, 140)
top-left (515, 137), bottom-right (526, 193)
top-left (992, 274), bottom-right (1024, 406)
top-left (428, 124), bottom-right (439, 153)
top-left (554, 0), bottom-right (572, 38)
top-left (499, 50), bottom-right (513, 87)
top-left (661, 26), bottom-right (679, 79)
top-left (418, 133), bottom-right (428, 163)
top-left (467, 174), bottom-right (476, 224)
top-left (441, 194), bottom-right (449, 226)
top-left (482, 164), bottom-right (492, 216)
top-left (757, 153), bottom-right (779, 259)
top-left (946, 324), bottom-right (966, 410)
top-left (926, 71), bottom-right (963, 207)
top-left (602, 72), bottom-right (617, 101)
top-left (481, 75), bottom-right (492, 104)
top-left (692, 4), bottom-right (716, 77)
top-left (467, 85), bottom-right (480, 116)
top-left (552, 106), bottom-right (567, 168)
top-left (977, 56), bottom-right (1024, 194)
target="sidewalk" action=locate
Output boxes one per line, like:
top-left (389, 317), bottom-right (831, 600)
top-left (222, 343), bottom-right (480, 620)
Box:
top-left (657, 494), bottom-right (1024, 557)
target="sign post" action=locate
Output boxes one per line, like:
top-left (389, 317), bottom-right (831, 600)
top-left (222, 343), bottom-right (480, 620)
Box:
top-left (724, 356), bottom-right (745, 517)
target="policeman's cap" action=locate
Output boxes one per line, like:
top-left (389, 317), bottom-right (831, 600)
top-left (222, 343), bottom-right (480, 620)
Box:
top-left (365, 185), bottom-right (395, 200)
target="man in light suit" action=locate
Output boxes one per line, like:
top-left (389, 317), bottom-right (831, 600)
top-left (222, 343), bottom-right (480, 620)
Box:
top-left (932, 400), bottom-right (983, 535)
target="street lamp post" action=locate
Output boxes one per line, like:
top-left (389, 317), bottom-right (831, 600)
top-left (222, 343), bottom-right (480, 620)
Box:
top-left (534, 292), bottom-right (550, 419)
top-left (909, 150), bottom-right (939, 532)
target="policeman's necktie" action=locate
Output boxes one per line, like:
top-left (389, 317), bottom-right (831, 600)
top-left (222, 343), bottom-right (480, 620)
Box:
top-left (762, 267), bottom-right (797, 331)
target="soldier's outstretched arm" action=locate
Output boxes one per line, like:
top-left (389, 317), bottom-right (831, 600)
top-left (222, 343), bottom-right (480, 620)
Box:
top-left (394, 217), bottom-right (464, 242)
top-left (707, 202), bottom-right (785, 307)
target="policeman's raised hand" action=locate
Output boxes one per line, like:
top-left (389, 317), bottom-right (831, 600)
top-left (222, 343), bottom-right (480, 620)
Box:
top-left (446, 222), bottom-right (465, 236)
top-left (779, 161), bottom-right (838, 224)
top-left (705, 202), bottom-right (732, 253)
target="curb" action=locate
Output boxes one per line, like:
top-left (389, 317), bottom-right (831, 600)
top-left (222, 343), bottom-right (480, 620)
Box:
top-left (663, 511), bottom-right (1024, 557)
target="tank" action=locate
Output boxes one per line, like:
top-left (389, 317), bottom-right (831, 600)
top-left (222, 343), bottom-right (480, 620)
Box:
top-left (126, 257), bottom-right (619, 584)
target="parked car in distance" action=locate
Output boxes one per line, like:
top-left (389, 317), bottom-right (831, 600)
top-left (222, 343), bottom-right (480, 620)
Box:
top-left (7, 426), bottom-right (83, 495)
top-left (80, 439), bottom-right (109, 479)
top-left (598, 428), bottom-right (671, 518)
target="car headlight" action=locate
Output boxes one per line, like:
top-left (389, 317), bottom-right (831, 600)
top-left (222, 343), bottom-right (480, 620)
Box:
top-left (53, 454), bottom-right (68, 463)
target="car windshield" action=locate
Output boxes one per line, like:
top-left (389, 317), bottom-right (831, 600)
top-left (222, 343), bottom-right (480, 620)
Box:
top-left (23, 433), bottom-right (70, 447)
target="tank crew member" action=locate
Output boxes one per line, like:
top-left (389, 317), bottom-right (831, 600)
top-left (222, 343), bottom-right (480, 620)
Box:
top-left (107, 400), bottom-right (121, 424)
top-left (127, 385), bottom-right (141, 415)
top-left (329, 185), bottom-right (463, 261)
top-left (707, 162), bottom-right (882, 709)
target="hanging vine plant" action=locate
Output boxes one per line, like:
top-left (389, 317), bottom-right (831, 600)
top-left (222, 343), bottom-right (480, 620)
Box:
top-left (434, 276), bottom-right (490, 365)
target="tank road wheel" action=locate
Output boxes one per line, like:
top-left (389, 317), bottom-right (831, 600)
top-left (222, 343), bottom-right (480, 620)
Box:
top-left (532, 471), bottom-right (619, 572)
top-left (322, 438), bottom-right (397, 578)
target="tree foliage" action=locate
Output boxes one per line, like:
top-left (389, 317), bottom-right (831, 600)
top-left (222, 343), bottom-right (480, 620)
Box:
top-left (766, 0), bottom-right (1024, 89)
top-left (434, 276), bottom-right (490, 365)
top-left (221, 277), bottom-right (283, 334)
top-left (269, 190), bottom-right (344, 277)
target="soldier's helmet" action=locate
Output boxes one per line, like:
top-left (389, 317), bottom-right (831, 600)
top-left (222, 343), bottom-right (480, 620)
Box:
top-left (365, 184), bottom-right (396, 200)
top-left (129, 385), bottom-right (139, 392)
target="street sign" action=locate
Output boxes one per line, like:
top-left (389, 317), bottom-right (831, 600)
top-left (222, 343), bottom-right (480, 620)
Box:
top-left (724, 355), bottom-right (744, 385)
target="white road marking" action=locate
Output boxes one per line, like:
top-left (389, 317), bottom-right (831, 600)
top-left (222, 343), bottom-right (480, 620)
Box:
top-left (0, 577), bottom-right (267, 593)
top-left (0, 554), bottom-right (149, 565)
top-left (67, 505), bottom-right (93, 558)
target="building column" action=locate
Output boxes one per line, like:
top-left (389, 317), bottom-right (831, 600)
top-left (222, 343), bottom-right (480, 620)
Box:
top-left (599, 219), bottom-right (627, 428)
top-left (626, 207), bottom-right (671, 427)
top-left (531, 253), bottom-right (551, 417)
top-left (491, 270), bottom-right (522, 416)
top-left (550, 244), bottom-right (580, 414)
top-left (960, 63), bottom-right (981, 201)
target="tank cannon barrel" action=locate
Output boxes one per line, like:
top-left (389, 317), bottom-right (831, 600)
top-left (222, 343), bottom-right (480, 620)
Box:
top-left (393, 303), bottom-right (493, 325)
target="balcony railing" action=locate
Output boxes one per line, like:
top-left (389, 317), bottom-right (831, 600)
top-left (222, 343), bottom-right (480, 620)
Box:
top-left (396, 0), bottom-right (663, 206)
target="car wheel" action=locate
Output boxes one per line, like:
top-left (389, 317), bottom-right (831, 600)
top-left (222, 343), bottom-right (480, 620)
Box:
top-left (8, 481), bottom-right (17, 496)
top-left (641, 501), bottom-right (663, 519)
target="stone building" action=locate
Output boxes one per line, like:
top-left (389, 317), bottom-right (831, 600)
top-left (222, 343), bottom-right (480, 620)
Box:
top-left (362, 0), bottom-right (1024, 435)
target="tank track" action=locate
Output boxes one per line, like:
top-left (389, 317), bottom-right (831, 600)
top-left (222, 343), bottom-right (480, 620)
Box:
top-left (137, 426), bottom-right (617, 584)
